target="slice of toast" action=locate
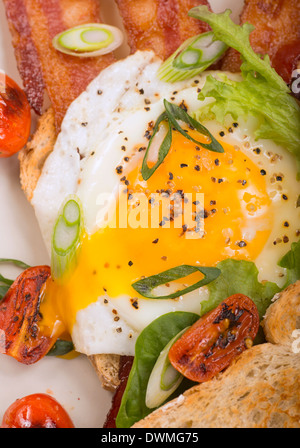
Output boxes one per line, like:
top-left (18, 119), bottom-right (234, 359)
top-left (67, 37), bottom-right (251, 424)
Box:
top-left (133, 342), bottom-right (300, 428)
top-left (18, 111), bottom-right (122, 392)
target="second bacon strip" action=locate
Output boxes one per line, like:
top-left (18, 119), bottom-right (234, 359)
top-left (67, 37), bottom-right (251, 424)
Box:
top-left (116, 0), bottom-right (211, 60)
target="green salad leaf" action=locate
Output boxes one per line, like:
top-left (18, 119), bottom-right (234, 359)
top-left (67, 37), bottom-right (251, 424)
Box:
top-left (201, 259), bottom-right (281, 319)
top-left (278, 240), bottom-right (300, 288)
top-left (188, 6), bottom-right (289, 91)
top-left (188, 6), bottom-right (300, 177)
top-left (116, 311), bottom-right (198, 428)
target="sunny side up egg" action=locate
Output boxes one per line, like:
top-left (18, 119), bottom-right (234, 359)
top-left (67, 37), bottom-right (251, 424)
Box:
top-left (32, 51), bottom-right (300, 356)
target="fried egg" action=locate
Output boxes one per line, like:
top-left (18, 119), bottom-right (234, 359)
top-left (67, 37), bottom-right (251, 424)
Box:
top-left (32, 51), bottom-right (300, 356)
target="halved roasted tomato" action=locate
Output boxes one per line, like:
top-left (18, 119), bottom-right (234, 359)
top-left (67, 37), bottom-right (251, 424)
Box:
top-left (0, 266), bottom-right (56, 364)
top-left (168, 294), bottom-right (260, 382)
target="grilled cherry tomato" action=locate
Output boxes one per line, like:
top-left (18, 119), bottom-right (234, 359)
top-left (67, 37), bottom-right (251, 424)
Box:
top-left (1, 393), bottom-right (74, 428)
top-left (0, 266), bottom-right (56, 364)
top-left (168, 294), bottom-right (259, 383)
top-left (0, 74), bottom-right (31, 158)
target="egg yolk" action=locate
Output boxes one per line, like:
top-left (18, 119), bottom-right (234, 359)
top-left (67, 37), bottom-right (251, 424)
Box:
top-left (39, 130), bottom-right (272, 339)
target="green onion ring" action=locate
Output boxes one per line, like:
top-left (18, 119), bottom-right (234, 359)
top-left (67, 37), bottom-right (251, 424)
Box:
top-left (52, 23), bottom-right (123, 57)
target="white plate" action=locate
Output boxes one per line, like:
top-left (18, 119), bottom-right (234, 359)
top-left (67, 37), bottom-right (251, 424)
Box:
top-left (0, 0), bottom-right (244, 428)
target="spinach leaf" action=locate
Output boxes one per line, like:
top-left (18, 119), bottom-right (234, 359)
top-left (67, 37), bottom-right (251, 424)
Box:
top-left (116, 311), bottom-right (199, 428)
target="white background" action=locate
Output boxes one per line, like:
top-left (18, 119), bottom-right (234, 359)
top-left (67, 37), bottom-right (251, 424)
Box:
top-left (0, 0), bottom-right (244, 428)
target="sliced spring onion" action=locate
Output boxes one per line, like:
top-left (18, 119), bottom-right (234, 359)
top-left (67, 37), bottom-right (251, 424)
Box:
top-left (157, 31), bottom-right (227, 83)
top-left (145, 327), bottom-right (188, 409)
top-left (52, 23), bottom-right (123, 57)
top-left (51, 196), bottom-right (83, 280)
top-left (141, 99), bottom-right (224, 181)
top-left (132, 264), bottom-right (221, 300)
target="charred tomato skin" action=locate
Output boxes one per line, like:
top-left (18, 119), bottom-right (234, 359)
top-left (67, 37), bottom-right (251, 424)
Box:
top-left (1, 393), bottom-right (74, 428)
top-left (0, 74), bottom-right (31, 158)
top-left (168, 294), bottom-right (260, 383)
top-left (0, 266), bottom-right (56, 364)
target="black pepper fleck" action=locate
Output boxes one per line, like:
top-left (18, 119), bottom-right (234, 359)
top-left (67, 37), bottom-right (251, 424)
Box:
top-left (237, 240), bottom-right (247, 248)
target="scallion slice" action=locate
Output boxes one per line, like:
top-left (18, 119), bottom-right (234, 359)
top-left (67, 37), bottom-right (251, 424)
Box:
top-left (52, 23), bottom-right (123, 57)
top-left (132, 264), bottom-right (220, 300)
top-left (145, 328), bottom-right (188, 409)
top-left (141, 99), bottom-right (224, 181)
top-left (158, 31), bottom-right (227, 83)
top-left (51, 196), bottom-right (83, 280)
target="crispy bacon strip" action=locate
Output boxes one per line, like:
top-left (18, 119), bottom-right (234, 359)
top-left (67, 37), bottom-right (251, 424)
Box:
top-left (115, 0), bottom-right (211, 61)
top-left (103, 356), bottom-right (134, 428)
top-left (3, 0), bottom-right (116, 130)
top-left (221, 0), bottom-right (300, 83)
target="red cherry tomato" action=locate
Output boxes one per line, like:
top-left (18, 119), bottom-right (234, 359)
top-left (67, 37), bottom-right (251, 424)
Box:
top-left (168, 294), bottom-right (259, 383)
top-left (1, 393), bottom-right (75, 428)
top-left (0, 74), bottom-right (31, 158)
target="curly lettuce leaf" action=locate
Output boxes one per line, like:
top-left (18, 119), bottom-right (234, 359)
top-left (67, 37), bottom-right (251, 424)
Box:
top-left (188, 6), bottom-right (300, 177)
top-left (188, 6), bottom-right (289, 91)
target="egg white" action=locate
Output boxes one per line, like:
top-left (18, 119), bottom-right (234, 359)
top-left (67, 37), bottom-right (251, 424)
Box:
top-left (32, 51), bottom-right (300, 356)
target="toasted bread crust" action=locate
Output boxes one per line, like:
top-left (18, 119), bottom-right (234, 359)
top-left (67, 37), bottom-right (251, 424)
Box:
top-left (262, 280), bottom-right (300, 346)
top-left (89, 354), bottom-right (121, 391)
top-left (18, 108), bottom-right (56, 202)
